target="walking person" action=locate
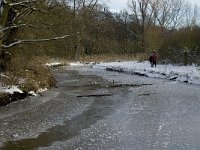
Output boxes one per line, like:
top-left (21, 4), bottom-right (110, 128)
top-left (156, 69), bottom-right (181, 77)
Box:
top-left (149, 53), bottom-right (153, 67)
top-left (149, 51), bottom-right (157, 68)
top-left (151, 50), bottom-right (157, 68)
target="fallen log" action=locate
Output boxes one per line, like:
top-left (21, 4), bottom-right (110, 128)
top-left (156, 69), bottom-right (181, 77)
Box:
top-left (138, 92), bottom-right (155, 96)
top-left (77, 93), bottom-right (112, 98)
top-left (107, 83), bottom-right (152, 88)
top-left (138, 93), bottom-right (150, 96)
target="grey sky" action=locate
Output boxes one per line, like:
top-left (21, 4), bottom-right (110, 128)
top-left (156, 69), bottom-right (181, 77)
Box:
top-left (107, 0), bottom-right (200, 12)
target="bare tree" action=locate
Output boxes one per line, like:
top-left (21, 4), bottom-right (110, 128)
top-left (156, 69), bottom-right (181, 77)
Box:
top-left (184, 2), bottom-right (199, 28)
top-left (128, 0), bottom-right (155, 51)
top-left (69, 0), bottom-right (102, 60)
top-left (0, 0), bottom-right (74, 70)
top-left (150, 0), bottom-right (186, 30)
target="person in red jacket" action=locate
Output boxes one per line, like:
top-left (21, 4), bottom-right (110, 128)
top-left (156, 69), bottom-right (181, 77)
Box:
top-left (152, 51), bottom-right (157, 67)
top-left (149, 51), bottom-right (157, 68)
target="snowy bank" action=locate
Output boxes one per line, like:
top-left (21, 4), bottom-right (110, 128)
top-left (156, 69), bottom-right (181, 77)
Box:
top-left (0, 62), bottom-right (58, 106)
top-left (93, 61), bottom-right (200, 85)
top-left (0, 61), bottom-right (59, 97)
top-left (46, 62), bottom-right (63, 67)
top-left (0, 85), bottom-right (23, 94)
top-left (69, 61), bottom-right (96, 66)
top-left (0, 84), bottom-right (28, 106)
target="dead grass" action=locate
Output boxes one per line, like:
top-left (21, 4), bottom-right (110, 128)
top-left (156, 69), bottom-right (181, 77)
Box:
top-left (0, 56), bottom-right (57, 106)
top-left (1, 53), bottom-right (148, 92)
top-left (0, 53), bottom-right (149, 106)
top-left (0, 92), bottom-right (9, 105)
top-left (79, 53), bottom-right (148, 63)
top-left (2, 56), bottom-right (56, 93)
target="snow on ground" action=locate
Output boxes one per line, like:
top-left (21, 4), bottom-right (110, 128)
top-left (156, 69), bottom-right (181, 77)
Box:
top-left (0, 85), bottom-right (23, 94)
top-left (69, 61), bottom-right (96, 66)
top-left (69, 62), bottom-right (85, 66)
top-left (46, 62), bottom-right (62, 67)
top-left (1, 61), bottom-right (199, 96)
top-left (0, 62), bottom-right (62, 96)
top-left (0, 73), bottom-right (25, 95)
top-left (92, 61), bottom-right (200, 85)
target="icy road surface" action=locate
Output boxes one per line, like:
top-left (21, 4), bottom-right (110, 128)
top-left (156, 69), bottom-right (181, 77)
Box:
top-left (0, 66), bottom-right (200, 150)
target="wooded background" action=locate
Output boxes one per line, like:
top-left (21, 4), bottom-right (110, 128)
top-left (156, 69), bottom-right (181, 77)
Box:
top-left (1, 0), bottom-right (200, 71)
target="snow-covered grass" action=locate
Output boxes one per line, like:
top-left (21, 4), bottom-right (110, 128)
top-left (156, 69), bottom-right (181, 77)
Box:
top-left (69, 62), bottom-right (86, 66)
top-left (0, 59), bottom-right (57, 106)
top-left (46, 62), bottom-right (62, 67)
top-left (0, 85), bottom-right (23, 94)
top-left (93, 61), bottom-right (200, 85)
top-left (69, 61), bottom-right (96, 66)
top-left (0, 61), bottom-right (59, 96)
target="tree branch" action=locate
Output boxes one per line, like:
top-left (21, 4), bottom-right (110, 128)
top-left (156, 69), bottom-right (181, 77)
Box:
top-left (2, 34), bottom-right (73, 48)
top-left (9, 0), bottom-right (36, 6)
top-left (0, 23), bottom-right (38, 32)
top-left (14, 3), bottom-right (46, 13)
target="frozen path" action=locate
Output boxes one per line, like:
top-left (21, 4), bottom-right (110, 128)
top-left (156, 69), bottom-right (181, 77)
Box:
top-left (0, 66), bottom-right (200, 150)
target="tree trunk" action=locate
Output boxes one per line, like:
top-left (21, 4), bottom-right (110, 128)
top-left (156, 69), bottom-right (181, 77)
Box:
top-left (0, 0), bottom-right (11, 71)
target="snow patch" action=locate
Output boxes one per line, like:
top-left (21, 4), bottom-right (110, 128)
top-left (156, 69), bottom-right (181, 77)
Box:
top-left (38, 88), bottom-right (48, 93)
top-left (0, 85), bottom-right (23, 94)
top-left (28, 91), bottom-right (37, 96)
top-left (46, 62), bottom-right (62, 67)
top-left (69, 62), bottom-right (86, 66)
top-left (93, 61), bottom-right (200, 85)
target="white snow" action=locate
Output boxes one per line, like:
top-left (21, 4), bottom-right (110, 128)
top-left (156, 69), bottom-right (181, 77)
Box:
top-left (93, 61), bottom-right (200, 85)
top-left (0, 62), bottom-right (62, 96)
top-left (46, 62), bottom-right (62, 67)
top-left (69, 62), bottom-right (86, 66)
top-left (1, 60), bottom-right (199, 96)
top-left (0, 85), bottom-right (23, 94)
top-left (28, 91), bottom-right (37, 96)
top-left (69, 61), bottom-right (96, 67)
top-left (38, 88), bottom-right (48, 93)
